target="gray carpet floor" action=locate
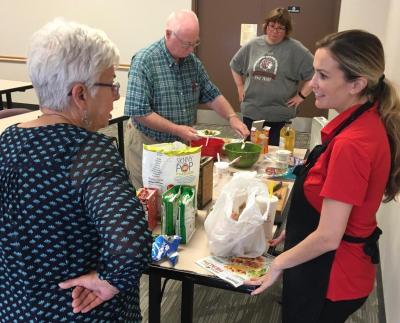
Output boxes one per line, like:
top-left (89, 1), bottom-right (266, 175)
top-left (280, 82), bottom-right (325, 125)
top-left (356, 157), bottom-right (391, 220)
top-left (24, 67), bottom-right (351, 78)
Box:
top-left (100, 121), bottom-right (384, 323)
top-left (138, 274), bottom-right (381, 323)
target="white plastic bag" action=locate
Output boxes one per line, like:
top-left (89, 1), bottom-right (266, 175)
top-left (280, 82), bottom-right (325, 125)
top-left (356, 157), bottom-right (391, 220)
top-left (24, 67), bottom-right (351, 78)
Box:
top-left (204, 172), bottom-right (271, 257)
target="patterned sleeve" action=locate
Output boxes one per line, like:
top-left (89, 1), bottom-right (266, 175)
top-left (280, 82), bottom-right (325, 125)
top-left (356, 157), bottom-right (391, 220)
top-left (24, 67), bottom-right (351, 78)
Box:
top-left (195, 56), bottom-right (221, 104)
top-left (73, 135), bottom-right (152, 292)
top-left (124, 52), bottom-right (154, 117)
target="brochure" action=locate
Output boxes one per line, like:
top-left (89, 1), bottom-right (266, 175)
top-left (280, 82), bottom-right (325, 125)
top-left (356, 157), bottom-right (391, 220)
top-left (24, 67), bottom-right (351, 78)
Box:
top-left (196, 254), bottom-right (275, 288)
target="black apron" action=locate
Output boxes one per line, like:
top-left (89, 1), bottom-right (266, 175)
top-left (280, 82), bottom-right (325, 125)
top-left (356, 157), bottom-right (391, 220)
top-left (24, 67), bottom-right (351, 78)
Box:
top-left (282, 101), bottom-right (382, 323)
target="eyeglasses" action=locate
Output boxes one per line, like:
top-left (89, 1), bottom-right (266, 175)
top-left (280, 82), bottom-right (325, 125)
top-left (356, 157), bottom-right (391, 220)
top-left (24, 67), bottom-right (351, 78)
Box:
top-left (67, 81), bottom-right (120, 97)
top-left (93, 82), bottom-right (120, 97)
top-left (172, 31), bottom-right (200, 49)
top-left (267, 23), bottom-right (286, 32)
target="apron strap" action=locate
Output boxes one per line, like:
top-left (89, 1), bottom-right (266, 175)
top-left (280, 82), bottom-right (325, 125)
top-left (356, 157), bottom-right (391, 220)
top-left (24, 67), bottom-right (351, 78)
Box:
top-left (342, 227), bottom-right (382, 264)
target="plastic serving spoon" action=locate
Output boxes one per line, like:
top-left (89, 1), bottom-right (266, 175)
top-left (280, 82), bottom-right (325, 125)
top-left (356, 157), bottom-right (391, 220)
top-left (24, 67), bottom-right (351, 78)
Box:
top-left (228, 156), bottom-right (242, 166)
top-left (240, 138), bottom-right (246, 149)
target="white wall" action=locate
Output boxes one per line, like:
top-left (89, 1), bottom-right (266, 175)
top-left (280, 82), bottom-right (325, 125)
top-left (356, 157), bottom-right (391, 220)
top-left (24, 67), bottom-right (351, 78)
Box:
top-left (0, 0), bottom-right (191, 104)
top-left (329, 0), bottom-right (390, 120)
top-left (338, 1), bottom-right (400, 322)
top-left (377, 2), bottom-right (400, 322)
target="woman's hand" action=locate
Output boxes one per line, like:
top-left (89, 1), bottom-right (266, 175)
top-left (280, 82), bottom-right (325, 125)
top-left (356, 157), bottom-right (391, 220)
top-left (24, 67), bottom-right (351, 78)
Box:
top-left (287, 94), bottom-right (304, 108)
top-left (59, 271), bottom-right (119, 313)
top-left (268, 230), bottom-right (286, 247)
top-left (244, 261), bottom-right (283, 295)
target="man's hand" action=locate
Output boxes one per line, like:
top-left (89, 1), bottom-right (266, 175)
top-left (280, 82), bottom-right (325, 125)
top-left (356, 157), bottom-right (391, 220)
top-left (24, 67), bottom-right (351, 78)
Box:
top-left (175, 125), bottom-right (200, 142)
top-left (59, 271), bottom-right (119, 313)
top-left (229, 116), bottom-right (250, 138)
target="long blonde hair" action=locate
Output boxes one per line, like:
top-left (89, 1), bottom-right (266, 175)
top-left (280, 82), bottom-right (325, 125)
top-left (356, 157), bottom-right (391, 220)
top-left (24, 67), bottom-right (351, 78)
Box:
top-left (316, 30), bottom-right (400, 202)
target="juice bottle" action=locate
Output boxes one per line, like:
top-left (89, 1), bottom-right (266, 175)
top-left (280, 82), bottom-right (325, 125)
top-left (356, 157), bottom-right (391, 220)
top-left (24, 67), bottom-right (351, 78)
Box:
top-left (250, 127), bottom-right (258, 144)
top-left (259, 133), bottom-right (267, 154)
top-left (262, 126), bottom-right (270, 154)
top-left (279, 121), bottom-right (296, 153)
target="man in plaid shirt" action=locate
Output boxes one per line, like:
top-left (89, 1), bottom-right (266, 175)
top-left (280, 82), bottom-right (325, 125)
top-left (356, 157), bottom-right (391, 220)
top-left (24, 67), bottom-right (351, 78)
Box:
top-left (124, 9), bottom-right (249, 188)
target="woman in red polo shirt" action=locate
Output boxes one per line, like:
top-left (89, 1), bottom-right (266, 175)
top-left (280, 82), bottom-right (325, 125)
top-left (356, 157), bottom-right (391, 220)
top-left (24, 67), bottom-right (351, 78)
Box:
top-left (246, 30), bottom-right (400, 323)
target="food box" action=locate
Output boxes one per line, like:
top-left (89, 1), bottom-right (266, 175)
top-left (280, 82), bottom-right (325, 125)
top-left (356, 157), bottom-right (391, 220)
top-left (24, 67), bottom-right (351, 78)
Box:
top-left (162, 186), bottom-right (181, 236)
top-left (197, 156), bottom-right (214, 209)
top-left (176, 186), bottom-right (196, 244)
top-left (137, 187), bottom-right (158, 230)
top-left (162, 185), bottom-right (196, 243)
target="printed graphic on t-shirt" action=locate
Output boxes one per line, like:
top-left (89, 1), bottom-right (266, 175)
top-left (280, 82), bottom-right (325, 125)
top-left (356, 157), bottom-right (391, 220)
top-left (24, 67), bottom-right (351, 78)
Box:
top-left (252, 55), bottom-right (277, 82)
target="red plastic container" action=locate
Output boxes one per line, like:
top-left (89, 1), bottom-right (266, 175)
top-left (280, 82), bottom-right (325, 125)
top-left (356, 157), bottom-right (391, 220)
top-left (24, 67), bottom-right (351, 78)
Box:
top-left (191, 137), bottom-right (225, 159)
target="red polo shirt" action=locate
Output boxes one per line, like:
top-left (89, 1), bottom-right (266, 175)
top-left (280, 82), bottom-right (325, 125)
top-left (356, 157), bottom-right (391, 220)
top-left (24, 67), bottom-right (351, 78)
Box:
top-left (303, 102), bottom-right (390, 301)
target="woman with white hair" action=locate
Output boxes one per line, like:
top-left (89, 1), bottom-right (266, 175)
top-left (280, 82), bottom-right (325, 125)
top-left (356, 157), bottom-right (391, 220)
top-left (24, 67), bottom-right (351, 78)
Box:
top-left (0, 19), bottom-right (151, 322)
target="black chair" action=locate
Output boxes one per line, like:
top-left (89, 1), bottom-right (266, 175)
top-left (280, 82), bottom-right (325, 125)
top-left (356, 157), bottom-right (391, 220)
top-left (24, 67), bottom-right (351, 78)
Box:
top-left (0, 108), bottom-right (32, 119)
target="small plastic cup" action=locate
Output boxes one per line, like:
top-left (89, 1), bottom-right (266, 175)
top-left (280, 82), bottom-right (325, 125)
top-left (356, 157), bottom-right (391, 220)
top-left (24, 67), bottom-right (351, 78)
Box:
top-left (214, 161), bottom-right (229, 176)
top-left (275, 149), bottom-right (291, 169)
top-left (258, 195), bottom-right (279, 241)
top-left (276, 149), bottom-right (291, 162)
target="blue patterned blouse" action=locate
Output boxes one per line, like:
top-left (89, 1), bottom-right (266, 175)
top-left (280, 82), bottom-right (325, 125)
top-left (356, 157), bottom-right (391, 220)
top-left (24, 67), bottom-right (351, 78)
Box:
top-left (0, 124), bottom-right (152, 322)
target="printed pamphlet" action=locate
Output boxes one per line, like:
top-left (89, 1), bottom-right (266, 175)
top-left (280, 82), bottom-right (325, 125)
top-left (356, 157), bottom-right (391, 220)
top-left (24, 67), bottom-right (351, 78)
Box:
top-left (196, 254), bottom-right (275, 288)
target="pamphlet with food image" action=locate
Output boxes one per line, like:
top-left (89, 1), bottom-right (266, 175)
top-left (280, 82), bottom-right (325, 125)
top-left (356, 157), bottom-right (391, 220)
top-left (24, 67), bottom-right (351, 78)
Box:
top-left (196, 254), bottom-right (275, 288)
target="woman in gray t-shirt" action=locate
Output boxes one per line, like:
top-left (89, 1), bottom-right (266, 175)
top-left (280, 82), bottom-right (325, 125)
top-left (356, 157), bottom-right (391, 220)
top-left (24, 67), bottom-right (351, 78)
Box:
top-left (230, 7), bottom-right (314, 145)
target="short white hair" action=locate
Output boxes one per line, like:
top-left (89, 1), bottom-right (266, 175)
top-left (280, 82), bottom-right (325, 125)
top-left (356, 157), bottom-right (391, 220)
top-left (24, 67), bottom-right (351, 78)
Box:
top-left (166, 10), bottom-right (198, 33)
top-left (27, 18), bottom-right (120, 111)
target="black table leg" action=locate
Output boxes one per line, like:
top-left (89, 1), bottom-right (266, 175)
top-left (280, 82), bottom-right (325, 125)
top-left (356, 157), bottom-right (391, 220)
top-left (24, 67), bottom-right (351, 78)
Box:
top-left (181, 280), bottom-right (194, 323)
top-left (0, 94), bottom-right (3, 110)
top-left (117, 120), bottom-right (125, 160)
top-left (6, 92), bottom-right (12, 109)
top-left (149, 273), bottom-right (162, 323)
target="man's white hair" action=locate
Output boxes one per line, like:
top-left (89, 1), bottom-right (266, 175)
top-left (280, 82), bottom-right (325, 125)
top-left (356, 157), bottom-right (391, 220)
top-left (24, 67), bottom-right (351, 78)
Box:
top-left (166, 10), bottom-right (198, 33)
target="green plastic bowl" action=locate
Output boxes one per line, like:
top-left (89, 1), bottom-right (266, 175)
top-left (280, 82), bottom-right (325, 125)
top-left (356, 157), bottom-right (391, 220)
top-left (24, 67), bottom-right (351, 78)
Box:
top-left (223, 142), bottom-right (262, 168)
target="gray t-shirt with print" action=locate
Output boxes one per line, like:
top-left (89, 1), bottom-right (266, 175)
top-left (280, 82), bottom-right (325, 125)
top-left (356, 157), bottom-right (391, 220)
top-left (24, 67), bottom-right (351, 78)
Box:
top-left (230, 36), bottom-right (314, 122)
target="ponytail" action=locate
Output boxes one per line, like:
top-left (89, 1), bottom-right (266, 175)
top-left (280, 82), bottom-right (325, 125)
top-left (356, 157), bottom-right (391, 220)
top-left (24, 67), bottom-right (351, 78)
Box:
top-left (378, 79), bottom-right (400, 202)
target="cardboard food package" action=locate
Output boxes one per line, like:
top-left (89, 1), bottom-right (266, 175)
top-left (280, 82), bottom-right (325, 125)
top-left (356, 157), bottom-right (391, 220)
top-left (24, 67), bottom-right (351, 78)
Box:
top-left (162, 185), bottom-right (196, 243)
top-left (137, 187), bottom-right (158, 230)
top-left (197, 156), bottom-right (214, 209)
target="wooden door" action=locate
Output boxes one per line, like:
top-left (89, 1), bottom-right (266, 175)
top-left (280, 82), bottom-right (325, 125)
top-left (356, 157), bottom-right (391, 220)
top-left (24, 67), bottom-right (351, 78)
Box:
top-left (193, 0), bottom-right (341, 118)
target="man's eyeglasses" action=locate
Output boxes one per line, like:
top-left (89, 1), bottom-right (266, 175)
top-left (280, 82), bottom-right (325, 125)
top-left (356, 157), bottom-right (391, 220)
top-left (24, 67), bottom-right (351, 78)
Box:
top-left (67, 81), bottom-right (120, 97)
top-left (267, 23), bottom-right (286, 32)
top-left (172, 31), bottom-right (200, 49)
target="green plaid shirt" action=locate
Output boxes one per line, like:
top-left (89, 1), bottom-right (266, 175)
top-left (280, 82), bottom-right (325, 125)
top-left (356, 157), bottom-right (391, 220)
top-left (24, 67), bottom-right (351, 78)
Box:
top-left (124, 38), bottom-right (221, 142)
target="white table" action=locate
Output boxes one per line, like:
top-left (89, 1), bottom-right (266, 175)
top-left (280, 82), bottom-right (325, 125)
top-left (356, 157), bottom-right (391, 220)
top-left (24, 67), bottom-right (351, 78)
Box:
top-left (0, 79), bottom-right (33, 109)
top-left (147, 147), bottom-right (307, 323)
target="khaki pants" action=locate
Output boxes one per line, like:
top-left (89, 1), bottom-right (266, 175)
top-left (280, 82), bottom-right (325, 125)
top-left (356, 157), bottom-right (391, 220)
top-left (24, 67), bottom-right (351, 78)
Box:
top-left (125, 119), bottom-right (159, 189)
